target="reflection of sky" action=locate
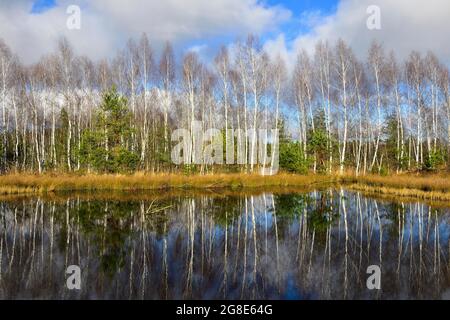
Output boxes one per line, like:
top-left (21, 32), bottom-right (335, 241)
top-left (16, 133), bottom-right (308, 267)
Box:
top-left (1, 190), bottom-right (450, 299)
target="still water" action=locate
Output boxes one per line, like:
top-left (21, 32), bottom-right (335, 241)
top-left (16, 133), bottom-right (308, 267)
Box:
top-left (0, 189), bottom-right (449, 300)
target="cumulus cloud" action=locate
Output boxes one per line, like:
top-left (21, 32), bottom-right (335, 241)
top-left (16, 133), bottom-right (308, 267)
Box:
top-left (3, 0), bottom-right (450, 66)
top-left (0, 0), bottom-right (290, 63)
top-left (265, 0), bottom-right (450, 66)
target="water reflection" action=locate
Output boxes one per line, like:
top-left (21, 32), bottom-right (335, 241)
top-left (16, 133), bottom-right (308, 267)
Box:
top-left (0, 190), bottom-right (449, 300)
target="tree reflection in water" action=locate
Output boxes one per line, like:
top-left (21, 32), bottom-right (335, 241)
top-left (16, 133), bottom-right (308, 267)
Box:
top-left (0, 190), bottom-right (449, 299)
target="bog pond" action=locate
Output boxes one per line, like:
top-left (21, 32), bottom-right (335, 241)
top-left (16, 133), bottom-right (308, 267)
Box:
top-left (0, 189), bottom-right (449, 300)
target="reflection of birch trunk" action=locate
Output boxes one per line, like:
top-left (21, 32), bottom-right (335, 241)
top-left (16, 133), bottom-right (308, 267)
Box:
top-left (435, 212), bottom-right (441, 290)
top-left (4, 190), bottom-right (450, 299)
top-left (321, 225), bottom-right (329, 298)
top-left (184, 199), bottom-right (195, 298)
top-left (76, 202), bottom-right (81, 266)
top-left (40, 202), bottom-right (44, 272)
top-left (427, 206), bottom-right (431, 242)
top-left (327, 224), bottom-right (332, 298)
top-left (8, 207), bottom-right (17, 272)
top-left (340, 190), bottom-right (348, 299)
top-left (418, 203), bottom-right (423, 282)
top-left (374, 200), bottom-right (382, 266)
top-left (222, 211), bottom-right (228, 298)
top-left (233, 199), bottom-right (242, 284)
top-left (308, 229), bottom-right (315, 277)
top-left (0, 203), bottom-right (7, 285)
top-left (208, 214), bottom-right (214, 266)
top-left (163, 221), bottom-right (168, 300)
top-left (86, 226), bottom-right (91, 294)
top-left (140, 202), bottom-right (147, 299)
top-left (366, 198), bottom-right (372, 263)
top-left (298, 206), bottom-right (308, 282)
top-left (357, 193), bottom-right (363, 271)
top-left (240, 197), bottom-right (248, 299)
top-left (0, 229), bottom-right (3, 283)
top-left (328, 214), bottom-right (333, 288)
top-left (433, 211), bottom-right (437, 275)
top-left (374, 199), bottom-right (383, 300)
top-left (271, 195), bottom-right (281, 295)
top-left (303, 207), bottom-right (308, 277)
top-left (200, 205), bottom-right (204, 282)
top-left (397, 203), bottom-right (405, 276)
top-left (102, 202), bottom-right (107, 256)
top-left (296, 210), bottom-right (302, 263)
top-left (263, 195), bottom-right (268, 262)
top-left (20, 209), bottom-right (24, 266)
top-left (1, 210), bottom-right (7, 267)
top-left (250, 197), bottom-right (258, 269)
top-left (250, 196), bottom-right (258, 298)
top-left (409, 204), bottom-right (414, 285)
top-left (326, 191), bottom-right (333, 297)
top-left (26, 199), bottom-right (40, 289)
top-left (129, 212), bottom-right (134, 299)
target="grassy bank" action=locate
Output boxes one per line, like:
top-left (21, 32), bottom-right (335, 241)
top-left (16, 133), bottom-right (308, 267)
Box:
top-left (343, 174), bottom-right (450, 201)
top-left (2, 172), bottom-right (450, 202)
top-left (0, 172), bottom-right (339, 195)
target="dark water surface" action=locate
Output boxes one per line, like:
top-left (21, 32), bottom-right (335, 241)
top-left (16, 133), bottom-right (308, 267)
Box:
top-left (0, 189), bottom-right (449, 300)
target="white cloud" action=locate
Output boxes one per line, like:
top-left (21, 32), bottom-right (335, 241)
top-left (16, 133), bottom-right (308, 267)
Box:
top-left (0, 0), bottom-right (290, 63)
top-left (265, 0), bottom-right (450, 66)
top-left (187, 44), bottom-right (208, 54)
top-left (263, 34), bottom-right (292, 70)
top-left (4, 0), bottom-right (450, 66)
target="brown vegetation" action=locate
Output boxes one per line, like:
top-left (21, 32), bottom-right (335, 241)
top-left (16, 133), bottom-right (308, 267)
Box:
top-left (0, 172), bottom-right (338, 195)
top-left (2, 172), bottom-right (450, 203)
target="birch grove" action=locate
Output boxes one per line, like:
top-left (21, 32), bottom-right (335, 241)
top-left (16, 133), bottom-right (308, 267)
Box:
top-left (0, 35), bottom-right (450, 174)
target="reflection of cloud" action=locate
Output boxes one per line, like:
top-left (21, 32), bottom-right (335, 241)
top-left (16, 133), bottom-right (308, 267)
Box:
top-left (0, 0), bottom-right (290, 63)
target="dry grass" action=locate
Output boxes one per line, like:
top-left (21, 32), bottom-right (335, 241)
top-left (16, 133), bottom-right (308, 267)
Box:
top-left (340, 172), bottom-right (450, 202)
top-left (0, 172), bottom-right (339, 195)
top-left (2, 172), bottom-right (450, 202)
top-left (344, 173), bottom-right (450, 193)
top-left (346, 184), bottom-right (450, 202)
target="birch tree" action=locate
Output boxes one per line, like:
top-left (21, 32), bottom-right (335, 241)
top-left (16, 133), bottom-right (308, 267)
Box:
top-left (159, 42), bottom-right (176, 158)
top-left (334, 40), bottom-right (353, 174)
top-left (138, 33), bottom-right (154, 168)
top-left (0, 40), bottom-right (13, 172)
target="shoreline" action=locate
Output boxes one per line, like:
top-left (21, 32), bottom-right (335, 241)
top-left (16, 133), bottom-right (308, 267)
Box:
top-left (0, 173), bottom-right (339, 195)
top-left (1, 172), bottom-right (450, 202)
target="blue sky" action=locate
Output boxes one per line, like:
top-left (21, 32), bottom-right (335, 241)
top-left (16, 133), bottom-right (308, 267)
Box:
top-left (3, 0), bottom-right (449, 64)
top-left (30, 0), bottom-right (338, 17)
top-left (29, 0), bottom-right (339, 42)
top-left (265, 0), bottom-right (338, 39)
top-left (266, 0), bottom-right (337, 18)
top-left (26, 0), bottom-right (340, 63)
top-left (31, 0), bottom-right (56, 14)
